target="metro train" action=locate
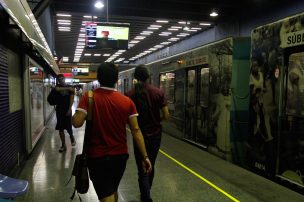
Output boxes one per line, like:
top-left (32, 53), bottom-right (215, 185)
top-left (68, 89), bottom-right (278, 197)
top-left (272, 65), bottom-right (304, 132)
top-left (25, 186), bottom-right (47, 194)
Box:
top-left (118, 12), bottom-right (304, 189)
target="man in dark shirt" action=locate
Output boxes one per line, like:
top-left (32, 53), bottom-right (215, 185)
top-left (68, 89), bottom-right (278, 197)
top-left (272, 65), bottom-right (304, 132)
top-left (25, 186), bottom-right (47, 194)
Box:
top-left (126, 65), bottom-right (169, 202)
top-left (55, 74), bottom-right (75, 152)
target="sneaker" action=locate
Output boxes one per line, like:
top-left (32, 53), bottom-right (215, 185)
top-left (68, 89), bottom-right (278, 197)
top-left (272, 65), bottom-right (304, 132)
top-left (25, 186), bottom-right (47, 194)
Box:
top-left (70, 136), bottom-right (76, 146)
top-left (59, 146), bottom-right (67, 153)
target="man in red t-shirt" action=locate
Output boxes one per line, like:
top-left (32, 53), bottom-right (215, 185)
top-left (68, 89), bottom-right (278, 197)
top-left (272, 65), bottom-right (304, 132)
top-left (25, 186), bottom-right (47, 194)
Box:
top-left (72, 63), bottom-right (152, 202)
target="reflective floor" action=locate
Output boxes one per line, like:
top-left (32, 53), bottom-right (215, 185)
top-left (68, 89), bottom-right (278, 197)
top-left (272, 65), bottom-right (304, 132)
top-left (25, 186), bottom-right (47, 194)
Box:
top-left (14, 102), bottom-right (304, 202)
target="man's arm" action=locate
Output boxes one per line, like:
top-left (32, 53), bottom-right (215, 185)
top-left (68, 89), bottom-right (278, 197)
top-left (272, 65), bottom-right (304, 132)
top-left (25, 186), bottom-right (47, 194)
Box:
top-left (66, 89), bottom-right (75, 116)
top-left (161, 105), bottom-right (170, 121)
top-left (128, 116), bottom-right (152, 173)
top-left (72, 110), bottom-right (86, 128)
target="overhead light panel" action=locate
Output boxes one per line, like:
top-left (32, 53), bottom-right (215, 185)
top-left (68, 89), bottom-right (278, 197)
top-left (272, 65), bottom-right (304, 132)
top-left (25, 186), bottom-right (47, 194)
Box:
top-left (56, 13), bottom-right (71, 17)
top-left (94, 1), bottom-right (104, 9)
top-left (156, 20), bottom-right (169, 23)
top-left (150, 25), bottom-right (162, 28)
top-left (200, 23), bottom-right (211, 26)
top-left (210, 11), bottom-right (218, 17)
top-left (171, 26), bottom-right (182, 29)
top-left (168, 28), bottom-right (179, 31)
top-left (57, 19), bottom-right (71, 22)
top-left (62, 57), bottom-right (69, 62)
top-left (58, 22), bottom-right (71, 25)
top-left (148, 27), bottom-right (160, 30)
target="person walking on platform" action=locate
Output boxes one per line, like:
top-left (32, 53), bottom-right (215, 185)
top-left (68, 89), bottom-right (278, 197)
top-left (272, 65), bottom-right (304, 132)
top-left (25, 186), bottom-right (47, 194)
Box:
top-left (72, 63), bottom-right (152, 202)
top-left (126, 65), bottom-right (170, 202)
top-left (54, 74), bottom-right (76, 152)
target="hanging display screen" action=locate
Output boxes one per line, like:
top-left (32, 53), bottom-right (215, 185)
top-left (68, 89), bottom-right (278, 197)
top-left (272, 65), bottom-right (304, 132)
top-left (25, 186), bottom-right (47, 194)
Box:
top-left (85, 22), bottom-right (129, 50)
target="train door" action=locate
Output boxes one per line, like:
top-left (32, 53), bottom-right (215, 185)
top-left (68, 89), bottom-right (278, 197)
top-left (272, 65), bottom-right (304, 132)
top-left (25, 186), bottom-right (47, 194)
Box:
top-left (185, 68), bottom-right (197, 142)
top-left (123, 78), bottom-right (129, 94)
top-left (278, 47), bottom-right (304, 186)
top-left (197, 66), bottom-right (210, 146)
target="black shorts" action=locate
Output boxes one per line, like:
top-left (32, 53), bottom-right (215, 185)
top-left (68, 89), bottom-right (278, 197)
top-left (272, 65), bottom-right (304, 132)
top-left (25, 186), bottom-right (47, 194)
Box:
top-left (55, 110), bottom-right (72, 130)
top-left (88, 154), bottom-right (129, 199)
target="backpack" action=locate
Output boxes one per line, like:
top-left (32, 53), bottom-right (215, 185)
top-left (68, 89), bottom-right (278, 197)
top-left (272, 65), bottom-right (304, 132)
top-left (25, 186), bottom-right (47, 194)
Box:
top-left (47, 88), bottom-right (60, 106)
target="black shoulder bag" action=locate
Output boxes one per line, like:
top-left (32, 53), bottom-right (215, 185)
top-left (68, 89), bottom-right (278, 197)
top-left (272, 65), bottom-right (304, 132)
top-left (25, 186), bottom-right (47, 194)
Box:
top-left (70, 90), bottom-right (94, 201)
top-left (47, 88), bottom-right (60, 106)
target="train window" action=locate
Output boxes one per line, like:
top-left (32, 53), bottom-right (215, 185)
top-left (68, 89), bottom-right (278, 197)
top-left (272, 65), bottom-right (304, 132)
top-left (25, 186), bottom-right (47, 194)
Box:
top-left (200, 68), bottom-right (209, 107)
top-left (286, 52), bottom-right (304, 116)
top-left (160, 72), bottom-right (175, 103)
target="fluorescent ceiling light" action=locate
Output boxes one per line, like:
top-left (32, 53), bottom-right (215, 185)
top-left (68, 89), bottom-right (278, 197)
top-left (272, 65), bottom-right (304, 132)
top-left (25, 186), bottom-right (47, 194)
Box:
top-left (156, 20), bottom-right (169, 23)
top-left (94, 1), bottom-right (104, 9)
top-left (168, 37), bottom-right (180, 41)
top-left (57, 19), bottom-right (71, 22)
top-left (148, 48), bottom-right (158, 51)
top-left (154, 45), bottom-right (164, 48)
top-left (58, 28), bottom-right (70, 31)
top-left (210, 11), bottom-right (218, 17)
top-left (56, 14), bottom-right (71, 17)
top-left (176, 34), bottom-right (188, 37)
top-left (62, 57), bottom-right (69, 62)
top-left (161, 32), bottom-right (172, 34)
top-left (94, 54), bottom-right (101, 56)
top-left (160, 42), bottom-right (171, 45)
top-left (140, 32), bottom-right (152, 35)
top-left (83, 15), bottom-right (92, 18)
top-left (191, 27), bottom-right (202, 30)
top-left (84, 53), bottom-right (91, 56)
top-left (58, 22), bottom-right (71, 25)
top-left (178, 21), bottom-right (186, 24)
top-left (129, 40), bottom-right (140, 44)
top-left (200, 23), bottom-right (211, 26)
top-left (150, 25), bottom-right (162, 28)
top-left (103, 54), bottom-right (111, 56)
top-left (147, 27), bottom-right (159, 30)
top-left (168, 28), bottom-right (179, 31)
top-left (135, 36), bottom-right (146, 40)
top-left (171, 26), bottom-right (182, 29)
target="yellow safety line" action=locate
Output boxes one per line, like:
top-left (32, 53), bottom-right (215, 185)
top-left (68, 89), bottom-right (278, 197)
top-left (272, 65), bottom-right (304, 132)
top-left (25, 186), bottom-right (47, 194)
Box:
top-left (159, 149), bottom-right (240, 202)
top-left (126, 128), bottom-right (239, 201)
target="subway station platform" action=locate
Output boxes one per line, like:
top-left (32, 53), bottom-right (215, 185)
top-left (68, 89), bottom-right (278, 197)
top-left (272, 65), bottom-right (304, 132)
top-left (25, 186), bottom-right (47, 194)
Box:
top-left (14, 105), bottom-right (304, 202)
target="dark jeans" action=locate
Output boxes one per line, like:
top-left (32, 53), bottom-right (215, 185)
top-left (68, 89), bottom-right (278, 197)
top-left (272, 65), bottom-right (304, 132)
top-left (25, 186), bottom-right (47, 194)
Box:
top-left (133, 132), bottom-right (161, 202)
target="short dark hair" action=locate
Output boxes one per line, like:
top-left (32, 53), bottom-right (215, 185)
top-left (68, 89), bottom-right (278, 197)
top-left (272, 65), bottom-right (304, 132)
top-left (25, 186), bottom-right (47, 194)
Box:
top-left (134, 65), bottom-right (149, 82)
top-left (97, 63), bottom-right (118, 87)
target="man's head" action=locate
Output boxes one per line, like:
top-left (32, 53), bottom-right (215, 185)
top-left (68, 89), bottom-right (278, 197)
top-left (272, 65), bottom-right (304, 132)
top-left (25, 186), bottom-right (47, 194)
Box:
top-left (134, 65), bottom-right (149, 82)
top-left (57, 74), bottom-right (65, 85)
top-left (97, 63), bottom-right (118, 87)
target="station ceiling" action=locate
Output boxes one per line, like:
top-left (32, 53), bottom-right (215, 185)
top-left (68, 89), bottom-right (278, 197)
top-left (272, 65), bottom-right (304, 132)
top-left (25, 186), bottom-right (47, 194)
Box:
top-left (27, 0), bottom-right (287, 66)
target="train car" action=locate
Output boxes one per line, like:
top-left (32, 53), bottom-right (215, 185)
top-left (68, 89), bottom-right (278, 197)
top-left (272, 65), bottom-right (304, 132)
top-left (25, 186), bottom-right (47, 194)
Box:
top-left (119, 12), bottom-right (304, 191)
top-left (249, 12), bottom-right (304, 186)
top-left (119, 37), bottom-right (251, 162)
